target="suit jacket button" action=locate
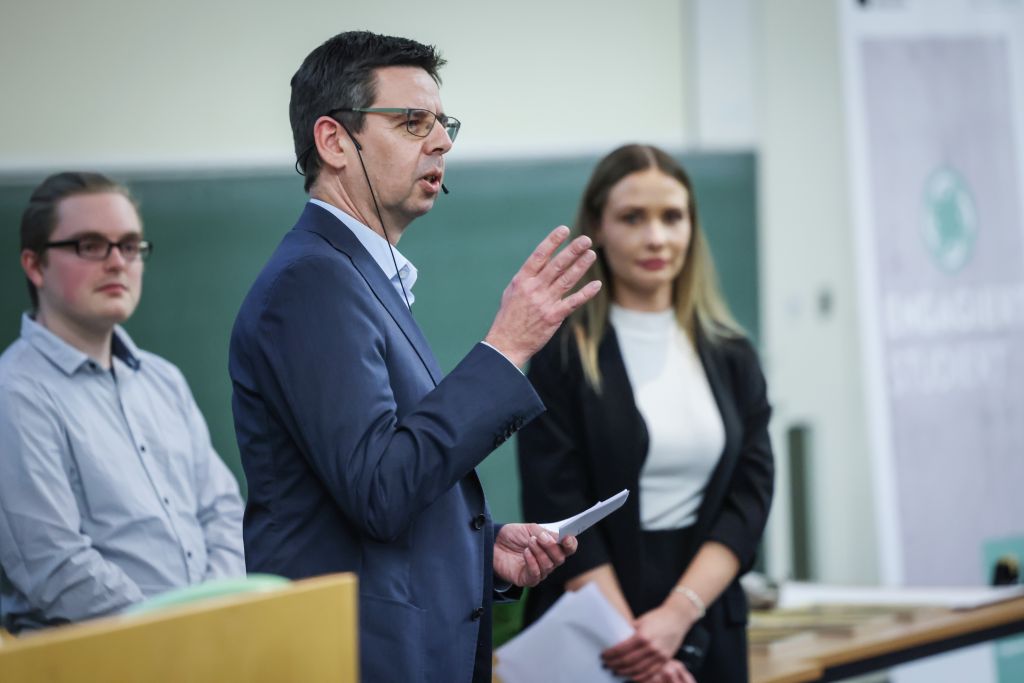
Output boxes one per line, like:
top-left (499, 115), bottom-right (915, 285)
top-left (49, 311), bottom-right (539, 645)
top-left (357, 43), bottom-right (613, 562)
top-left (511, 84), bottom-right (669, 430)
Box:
top-left (471, 606), bottom-right (485, 621)
top-left (471, 514), bottom-right (486, 530)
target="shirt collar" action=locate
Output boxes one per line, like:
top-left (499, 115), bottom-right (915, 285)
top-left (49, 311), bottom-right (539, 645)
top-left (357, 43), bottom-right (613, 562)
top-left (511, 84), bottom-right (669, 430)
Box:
top-left (20, 312), bottom-right (142, 375)
top-left (308, 199), bottom-right (418, 302)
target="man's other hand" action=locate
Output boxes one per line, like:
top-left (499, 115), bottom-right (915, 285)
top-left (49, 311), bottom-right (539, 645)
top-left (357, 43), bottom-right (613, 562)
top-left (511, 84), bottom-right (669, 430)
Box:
top-left (493, 523), bottom-right (578, 587)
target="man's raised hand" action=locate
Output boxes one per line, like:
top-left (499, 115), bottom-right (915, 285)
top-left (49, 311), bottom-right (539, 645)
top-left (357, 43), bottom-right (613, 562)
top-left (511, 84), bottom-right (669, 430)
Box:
top-left (485, 226), bottom-right (602, 368)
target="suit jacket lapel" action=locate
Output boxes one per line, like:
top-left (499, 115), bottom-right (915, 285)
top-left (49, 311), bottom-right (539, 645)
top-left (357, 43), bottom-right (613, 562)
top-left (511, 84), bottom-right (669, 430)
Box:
top-left (296, 203), bottom-right (443, 385)
top-left (598, 327), bottom-right (650, 487)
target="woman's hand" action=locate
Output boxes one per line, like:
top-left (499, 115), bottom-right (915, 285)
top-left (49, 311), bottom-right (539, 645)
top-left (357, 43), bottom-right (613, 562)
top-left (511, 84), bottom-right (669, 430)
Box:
top-left (601, 603), bottom-right (693, 680)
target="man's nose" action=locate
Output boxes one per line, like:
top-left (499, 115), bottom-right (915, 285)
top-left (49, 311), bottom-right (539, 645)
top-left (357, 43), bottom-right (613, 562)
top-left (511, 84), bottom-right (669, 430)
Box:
top-left (104, 244), bottom-right (129, 268)
top-left (426, 121), bottom-right (453, 154)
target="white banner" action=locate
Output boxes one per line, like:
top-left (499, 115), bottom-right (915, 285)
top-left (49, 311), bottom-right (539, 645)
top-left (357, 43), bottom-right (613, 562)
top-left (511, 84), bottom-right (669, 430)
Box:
top-left (841, 0), bottom-right (1024, 680)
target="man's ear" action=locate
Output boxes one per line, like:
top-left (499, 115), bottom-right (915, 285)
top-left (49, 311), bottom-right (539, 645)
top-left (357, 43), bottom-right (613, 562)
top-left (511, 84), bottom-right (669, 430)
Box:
top-left (313, 116), bottom-right (352, 174)
top-left (21, 249), bottom-right (44, 289)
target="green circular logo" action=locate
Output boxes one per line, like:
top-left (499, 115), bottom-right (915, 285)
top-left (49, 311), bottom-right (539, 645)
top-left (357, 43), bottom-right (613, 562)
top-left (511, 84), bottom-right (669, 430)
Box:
top-left (921, 167), bottom-right (977, 274)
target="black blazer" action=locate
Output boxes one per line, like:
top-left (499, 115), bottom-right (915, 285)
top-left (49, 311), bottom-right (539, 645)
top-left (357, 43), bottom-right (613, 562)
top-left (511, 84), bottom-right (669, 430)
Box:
top-left (517, 321), bottom-right (774, 627)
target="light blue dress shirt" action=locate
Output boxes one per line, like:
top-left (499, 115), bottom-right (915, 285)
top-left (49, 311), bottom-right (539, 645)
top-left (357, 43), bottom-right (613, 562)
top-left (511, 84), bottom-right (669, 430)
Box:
top-left (0, 314), bottom-right (245, 632)
top-left (309, 199), bottom-right (418, 306)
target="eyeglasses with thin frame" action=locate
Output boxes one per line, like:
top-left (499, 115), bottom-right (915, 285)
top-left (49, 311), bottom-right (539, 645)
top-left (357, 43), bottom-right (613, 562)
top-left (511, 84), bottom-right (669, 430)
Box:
top-left (329, 107), bottom-right (461, 143)
top-left (43, 235), bottom-right (153, 262)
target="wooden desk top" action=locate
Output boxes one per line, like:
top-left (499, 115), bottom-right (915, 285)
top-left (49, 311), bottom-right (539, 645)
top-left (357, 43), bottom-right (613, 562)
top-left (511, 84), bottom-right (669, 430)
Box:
top-left (749, 652), bottom-right (822, 683)
top-left (750, 596), bottom-right (1024, 683)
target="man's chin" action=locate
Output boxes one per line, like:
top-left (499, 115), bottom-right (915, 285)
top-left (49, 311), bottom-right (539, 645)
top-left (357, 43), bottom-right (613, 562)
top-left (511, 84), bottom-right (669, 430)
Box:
top-left (95, 303), bottom-right (137, 327)
top-left (413, 192), bottom-right (438, 211)
top-left (394, 201), bottom-right (436, 228)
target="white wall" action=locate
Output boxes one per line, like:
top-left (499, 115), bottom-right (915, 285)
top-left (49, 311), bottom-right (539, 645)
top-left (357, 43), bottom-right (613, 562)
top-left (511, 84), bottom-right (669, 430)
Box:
top-left (757, 0), bottom-right (878, 584)
top-left (0, 0), bottom-right (691, 169)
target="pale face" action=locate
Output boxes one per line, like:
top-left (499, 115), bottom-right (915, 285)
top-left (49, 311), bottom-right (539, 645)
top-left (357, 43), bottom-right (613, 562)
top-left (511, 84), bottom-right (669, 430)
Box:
top-left (596, 168), bottom-right (692, 311)
top-left (24, 192), bottom-right (144, 335)
top-left (348, 66), bottom-right (452, 232)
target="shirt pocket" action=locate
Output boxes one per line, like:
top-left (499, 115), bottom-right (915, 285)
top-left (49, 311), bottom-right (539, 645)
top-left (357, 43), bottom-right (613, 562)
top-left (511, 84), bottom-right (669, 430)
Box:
top-left (65, 417), bottom-right (158, 524)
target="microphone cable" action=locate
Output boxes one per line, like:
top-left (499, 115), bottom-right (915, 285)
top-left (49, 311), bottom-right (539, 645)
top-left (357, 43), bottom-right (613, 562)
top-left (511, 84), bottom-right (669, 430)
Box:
top-left (341, 124), bottom-right (414, 312)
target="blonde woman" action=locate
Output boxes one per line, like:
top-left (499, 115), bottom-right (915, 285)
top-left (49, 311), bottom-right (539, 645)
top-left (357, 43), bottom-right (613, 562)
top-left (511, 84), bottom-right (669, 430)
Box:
top-left (517, 145), bottom-right (774, 683)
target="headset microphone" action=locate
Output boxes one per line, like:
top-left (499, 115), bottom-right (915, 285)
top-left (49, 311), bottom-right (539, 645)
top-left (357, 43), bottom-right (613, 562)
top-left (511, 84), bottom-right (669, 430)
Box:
top-left (441, 183), bottom-right (449, 195)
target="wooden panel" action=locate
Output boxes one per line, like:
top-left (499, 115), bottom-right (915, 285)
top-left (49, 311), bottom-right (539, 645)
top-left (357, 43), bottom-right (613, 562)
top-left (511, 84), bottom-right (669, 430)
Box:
top-left (0, 573), bottom-right (358, 683)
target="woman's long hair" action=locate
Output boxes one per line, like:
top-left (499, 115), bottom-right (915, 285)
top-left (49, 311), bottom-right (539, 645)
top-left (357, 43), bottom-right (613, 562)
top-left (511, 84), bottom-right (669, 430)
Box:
top-left (570, 144), bottom-right (742, 390)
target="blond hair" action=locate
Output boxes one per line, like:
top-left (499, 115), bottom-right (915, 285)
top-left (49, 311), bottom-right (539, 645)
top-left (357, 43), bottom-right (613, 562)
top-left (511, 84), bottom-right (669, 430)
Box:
top-left (569, 145), bottom-right (742, 390)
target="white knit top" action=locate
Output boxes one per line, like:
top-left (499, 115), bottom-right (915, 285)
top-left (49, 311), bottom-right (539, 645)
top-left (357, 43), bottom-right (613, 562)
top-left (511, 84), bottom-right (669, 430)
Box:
top-left (610, 305), bottom-right (725, 530)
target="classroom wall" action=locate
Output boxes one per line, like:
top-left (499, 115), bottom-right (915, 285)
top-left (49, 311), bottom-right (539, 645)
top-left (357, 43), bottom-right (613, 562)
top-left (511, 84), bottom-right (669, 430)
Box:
top-left (0, 0), bottom-right (691, 169)
top-left (0, 0), bottom-right (888, 585)
top-left (757, 0), bottom-right (878, 584)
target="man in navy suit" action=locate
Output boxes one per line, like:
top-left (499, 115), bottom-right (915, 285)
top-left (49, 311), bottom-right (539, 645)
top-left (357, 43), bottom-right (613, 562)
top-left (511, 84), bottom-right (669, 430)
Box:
top-left (229, 31), bottom-right (602, 682)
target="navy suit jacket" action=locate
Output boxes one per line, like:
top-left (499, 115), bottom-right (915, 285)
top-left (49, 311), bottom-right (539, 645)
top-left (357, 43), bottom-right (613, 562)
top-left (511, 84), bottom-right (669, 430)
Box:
top-left (229, 203), bottom-right (544, 682)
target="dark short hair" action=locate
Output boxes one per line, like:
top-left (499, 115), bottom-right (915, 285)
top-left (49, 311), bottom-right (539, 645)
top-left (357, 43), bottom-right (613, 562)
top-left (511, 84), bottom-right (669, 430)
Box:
top-left (20, 171), bottom-right (136, 310)
top-left (290, 30), bottom-right (446, 191)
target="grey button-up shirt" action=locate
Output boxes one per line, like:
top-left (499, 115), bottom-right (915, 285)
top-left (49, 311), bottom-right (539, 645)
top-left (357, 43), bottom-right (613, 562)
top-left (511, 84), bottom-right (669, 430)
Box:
top-left (0, 314), bottom-right (245, 632)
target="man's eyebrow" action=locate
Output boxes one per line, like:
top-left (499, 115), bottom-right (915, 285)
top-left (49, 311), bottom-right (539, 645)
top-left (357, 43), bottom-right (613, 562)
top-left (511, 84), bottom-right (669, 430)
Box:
top-left (58, 229), bottom-right (143, 241)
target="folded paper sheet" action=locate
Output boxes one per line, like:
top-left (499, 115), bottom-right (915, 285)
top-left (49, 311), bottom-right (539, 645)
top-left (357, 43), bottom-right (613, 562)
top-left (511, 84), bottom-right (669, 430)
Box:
top-left (538, 489), bottom-right (630, 541)
top-left (495, 583), bottom-right (634, 683)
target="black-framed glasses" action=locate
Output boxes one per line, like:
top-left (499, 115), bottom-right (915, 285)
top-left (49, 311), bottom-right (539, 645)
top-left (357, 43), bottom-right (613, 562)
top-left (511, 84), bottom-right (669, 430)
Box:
top-left (43, 236), bottom-right (153, 262)
top-left (331, 107), bottom-right (461, 143)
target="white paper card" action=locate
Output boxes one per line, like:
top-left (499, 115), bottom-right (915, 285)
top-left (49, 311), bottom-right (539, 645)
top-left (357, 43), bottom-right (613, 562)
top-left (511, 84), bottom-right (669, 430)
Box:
top-left (495, 582), bottom-right (634, 683)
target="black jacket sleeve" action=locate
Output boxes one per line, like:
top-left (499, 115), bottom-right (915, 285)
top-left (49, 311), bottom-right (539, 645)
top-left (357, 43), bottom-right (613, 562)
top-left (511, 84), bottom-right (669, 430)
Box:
top-left (705, 338), bottom-right (775, 573)
top-left (516, 331), bottom-right (614, 580)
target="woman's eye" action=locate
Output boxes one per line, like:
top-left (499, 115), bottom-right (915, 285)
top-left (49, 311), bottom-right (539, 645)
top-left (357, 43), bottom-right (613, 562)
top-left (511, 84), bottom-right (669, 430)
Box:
top-left (664, 210), bottom-right (685, 225)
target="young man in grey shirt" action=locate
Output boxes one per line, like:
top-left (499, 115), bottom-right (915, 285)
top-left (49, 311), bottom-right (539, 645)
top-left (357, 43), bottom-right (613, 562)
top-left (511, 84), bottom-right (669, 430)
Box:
top-left (0, 172), bottom-right (245, 633)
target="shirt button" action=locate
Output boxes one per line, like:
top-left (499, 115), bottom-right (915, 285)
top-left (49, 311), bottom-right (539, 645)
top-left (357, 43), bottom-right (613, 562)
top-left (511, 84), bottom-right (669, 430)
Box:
top-left (187, 551), bottom-right (193, 559)
top-left (471, 606), bottom-right (485, 621)
top-left (139, 444), bottom-right (146, 453)
top-left (163, 497), bottom-right (170, 505)
top-left (470, 514), bottom-right (486, 531)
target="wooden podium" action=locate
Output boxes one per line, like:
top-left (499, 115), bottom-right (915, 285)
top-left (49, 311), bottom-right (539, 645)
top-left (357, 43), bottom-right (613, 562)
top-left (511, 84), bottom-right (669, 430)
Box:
top-left (0, 573), bottom-right (358, 683)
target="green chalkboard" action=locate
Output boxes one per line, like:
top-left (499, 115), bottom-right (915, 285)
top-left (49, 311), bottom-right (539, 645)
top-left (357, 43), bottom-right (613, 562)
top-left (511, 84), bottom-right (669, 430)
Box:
top-left (0, 153), bottom-right (758, 525)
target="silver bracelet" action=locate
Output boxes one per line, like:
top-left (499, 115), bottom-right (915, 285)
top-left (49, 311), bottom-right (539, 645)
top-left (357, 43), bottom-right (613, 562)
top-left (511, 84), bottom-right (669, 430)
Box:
top-left (673, 585), bottom-right (706, 619)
